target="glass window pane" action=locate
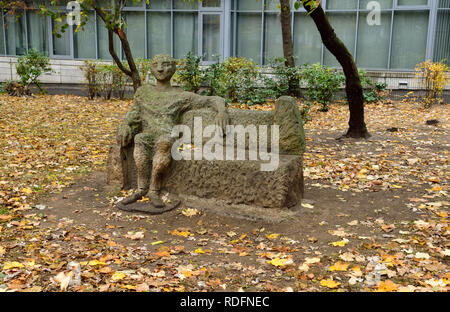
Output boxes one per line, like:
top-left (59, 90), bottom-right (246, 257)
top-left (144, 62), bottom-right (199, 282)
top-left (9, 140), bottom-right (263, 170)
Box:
top-left (5, 13), bottom-right (27, 55)
top-left (433, 11), bottom-right (450, 65)
top-left (123, 12), bottom-right (145, 59)
top-left (360, 0), bottom-right (393, 9)
top-left (74, 12), bottom-right (95, 58)
top-left (324, 13), bottom-right (356, 67)
top-left (294, 13), bottom-right (322, 65)
top-left (27, 11), bottom-right (48, 55)
top-left (174, 12), bottom-right (198, 59)
top-left (397, 0), bottom-right (428, 5)
top-left (327, 0), bottom-right (358, 9)
top-left (237, 0), bottom-right (262, 10)
top-left (439, 0), bottom-right (450, 8)
top-left (0, 18), bottom-right (4, 55)
top-left (265, 0), bottom-right (280, 11)
top-left (236, 13), bottom-right (262, 63)
top-left (264, 13), bottom-right (283, 63)
top-left (52, 19), bottom-right (70, 56)
top-left (202, 14), bottom-right (221, 61)
top-left (97, 17), bottom-right (119, 60)
top-left (357, 12), bottom-right (391, 69)
top-left (125, 0), bottom-right (144, 7)
top-left (174, 0), bottom-right (199, 9)
top-left (202, 0), bottom-right (222, 7)
top-left (391, 11), bottom-right (428, 69)
top-left (147, 0), bottom-right (171, 9)
top-left (148, 12), bottom-right (171, 58)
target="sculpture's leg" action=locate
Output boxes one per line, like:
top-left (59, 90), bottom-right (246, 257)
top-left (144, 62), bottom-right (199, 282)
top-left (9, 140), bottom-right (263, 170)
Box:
top-left (119, 133), bottom-right (153, 205)
top-left (148, 136), bottom-right (173, 208)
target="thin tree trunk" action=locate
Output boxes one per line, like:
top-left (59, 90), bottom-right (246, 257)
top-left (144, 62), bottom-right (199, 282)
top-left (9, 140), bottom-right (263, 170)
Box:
top-left (93, 5), bottom-right (141, 92)
top-left (279, 0), bottom-right (301, 97)
top-left (303, 3), bottom-right (370, 139)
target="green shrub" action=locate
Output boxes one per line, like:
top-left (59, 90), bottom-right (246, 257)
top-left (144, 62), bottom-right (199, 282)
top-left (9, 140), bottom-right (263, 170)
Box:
top-left (300, 63), bottom-right (345, 111)
top-left (135, 57), bottom-right (152, 84)
top-left (176, 51), bottom-right (204, 93)
top-left (358, 69), bottom-right (387, 103)
top-left (203, 56), bottom-right (265, 104)
top-left (264, 57), bottom-right (302, 99)
top-left (16, 49), bottom-right (52, 94)
top-left (80, 60), bottom-right (101, 99)
top-left (96, 63), bottom-right (130, 100)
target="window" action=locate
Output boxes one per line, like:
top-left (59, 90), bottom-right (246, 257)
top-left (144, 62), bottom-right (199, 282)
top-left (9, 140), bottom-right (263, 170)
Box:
top-left (357, 12), bottom-right (391, 68)
top-left (173, 12), bottom-right (198, 59)
top-left (397, 0), bottom-right (428, 6)
top-left (434, 8), bottom-right (449, 64)
top-left (236, 13), bottom-right (261, 63)
top-left (264, 13), bottom-right (283, 62)
top-left (327, 0), bottom-right (358, 10)
top-left (5, 12), bottom-right (26, 56)
top-left (74, 12), bottom-right (95, 59)
top-left (390, 11), bottom-right (428, 69)
top-left (324, 12), bottom-right (357, 67)
top-left (27, 11), bottom-right (48, 55)
top-left (294, 13), bottom-right (322, 65)
top-left (123, 12), bottom-right (146, 59)
top-left (147, 12), bottom-right (171, 58)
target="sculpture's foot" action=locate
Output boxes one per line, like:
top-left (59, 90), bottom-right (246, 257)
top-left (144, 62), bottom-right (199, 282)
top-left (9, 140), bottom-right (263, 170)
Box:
top-left (118, 189), bottom-right (148, 206)
top-left (117, 198), bottom-right (181, 215)
top-left (148, 191), bottom-right (165, 208)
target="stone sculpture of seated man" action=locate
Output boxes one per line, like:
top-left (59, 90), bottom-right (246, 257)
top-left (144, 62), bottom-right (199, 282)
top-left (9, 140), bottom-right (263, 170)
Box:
top-left (116, 54), bottom-right (229, 210)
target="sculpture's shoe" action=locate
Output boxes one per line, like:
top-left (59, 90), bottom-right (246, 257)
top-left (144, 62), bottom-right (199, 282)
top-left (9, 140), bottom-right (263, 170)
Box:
top-left (116, 199), bottom-right (180, 215)
top-left (118, 190), bottom-right (147, 206)
top-left (150, 196), bottom-right (165, 208)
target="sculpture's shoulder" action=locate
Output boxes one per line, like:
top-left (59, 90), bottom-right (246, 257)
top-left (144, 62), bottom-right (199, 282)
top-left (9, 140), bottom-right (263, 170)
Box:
top-left (134, 84), bottom-right (159, 104)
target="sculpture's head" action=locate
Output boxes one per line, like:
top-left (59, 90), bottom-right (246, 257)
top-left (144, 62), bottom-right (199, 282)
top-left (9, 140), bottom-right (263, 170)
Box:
top-left (150, 54), bottom-right (176, 82)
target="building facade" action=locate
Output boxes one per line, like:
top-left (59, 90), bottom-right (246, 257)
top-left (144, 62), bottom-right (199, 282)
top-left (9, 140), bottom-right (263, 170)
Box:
top-left (0, 0), bottom-right (449, 88)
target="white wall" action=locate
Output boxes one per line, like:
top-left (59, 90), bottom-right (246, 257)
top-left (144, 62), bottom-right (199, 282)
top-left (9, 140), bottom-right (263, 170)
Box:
top-left (0, 56), bottom-right (448, 91)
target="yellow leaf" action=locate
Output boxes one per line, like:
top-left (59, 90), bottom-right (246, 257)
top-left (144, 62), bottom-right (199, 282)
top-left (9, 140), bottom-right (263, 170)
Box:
top-left (89, 260), bottom-right (107, 266)
top-left (329, 261), bottom-right (349, 272)
top-left (320, 279), bottom-right (341, 289)
top-left (21, 188), bottom-right (33, 195)
top-left (194, 248), bottom-right (205, 254)
top-left (170, 229), bottom-right (190, 238)
top-left (121, 284), bottom-right (137, 290)
top-left (392, 184), bottom-right (402, 189)
top-left (0, 246), bottom-right (5, 256)
top-left (137, 197), bottom-right (149, 202)
top-left (329, 239), bottom-right (349, 247)
top-left (268, 258), bottom-right (293, 267)
top-left (151, 240), bottom-right (164, 246)
top-left (3, 261), bottom-right (25, 270)
top-left (266, 233), bottom-right (280, 239)
top-left (111, 272), bottom-right (126, 281)
top-left (376, 280), bottom-right (399, 292)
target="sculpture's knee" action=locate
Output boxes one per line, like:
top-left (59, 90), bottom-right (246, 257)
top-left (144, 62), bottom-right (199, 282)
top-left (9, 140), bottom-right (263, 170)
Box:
top-left (133, 133), bottom-right (154, 166)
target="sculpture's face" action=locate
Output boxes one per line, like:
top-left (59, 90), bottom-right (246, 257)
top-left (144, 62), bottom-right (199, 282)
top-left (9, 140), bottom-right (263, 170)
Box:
top-left (150, 55), bottom-right (176, 82)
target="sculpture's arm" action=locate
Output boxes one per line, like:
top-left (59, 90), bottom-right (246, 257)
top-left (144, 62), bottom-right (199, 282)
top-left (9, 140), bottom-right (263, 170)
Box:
top-left (117, 102), bottom-right (142, 147)
top-left (187, 94), bottom-right (230, 134)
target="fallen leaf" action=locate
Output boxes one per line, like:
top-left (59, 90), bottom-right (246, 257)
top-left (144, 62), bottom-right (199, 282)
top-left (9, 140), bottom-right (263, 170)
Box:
top-left (329, 261), bottom-right (349, 272)
top-left (320, 279), bottom-right (340, 289)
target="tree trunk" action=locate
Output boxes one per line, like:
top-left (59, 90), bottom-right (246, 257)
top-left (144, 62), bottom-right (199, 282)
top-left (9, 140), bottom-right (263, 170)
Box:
top-left (93, 5), bottom-right (141, 93)
top-left (116, 28), bottom-right (141, 92)
top-left (279, 0), bottom-right (301, 98)
top-left (303, 3), bottom-right (370, 139)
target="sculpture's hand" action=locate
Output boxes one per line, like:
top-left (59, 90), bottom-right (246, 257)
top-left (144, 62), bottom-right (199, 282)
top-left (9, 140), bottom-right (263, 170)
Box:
top-left (214, 110), bottom-right (230, 136)
top-left (118, 124), bottom-right (133, 147)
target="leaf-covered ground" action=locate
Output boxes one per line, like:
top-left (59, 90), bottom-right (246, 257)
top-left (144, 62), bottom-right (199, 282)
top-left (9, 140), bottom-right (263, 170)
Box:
top-left (0, 94), bottom-right (448, 292)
